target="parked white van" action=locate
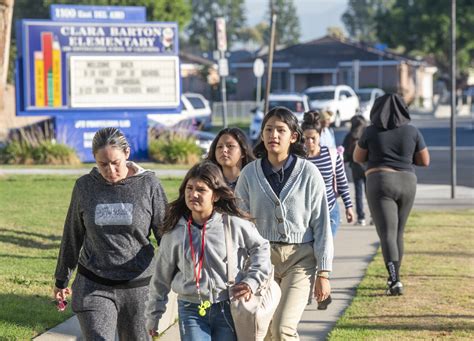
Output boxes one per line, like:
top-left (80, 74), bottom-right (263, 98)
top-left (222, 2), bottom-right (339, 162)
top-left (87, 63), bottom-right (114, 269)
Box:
top-left (304, 85), bottom-right (359, 127)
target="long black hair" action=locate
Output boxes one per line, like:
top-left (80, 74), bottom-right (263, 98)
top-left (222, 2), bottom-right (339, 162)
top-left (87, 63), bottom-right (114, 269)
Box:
top-left (349, 115), bottom-right (367, 140)
top-left (161, 161), bottom-right (250, 234)
top-left (206, 127), bottom-right (255, 170)
top-left (253, 106), bottom-right (306, 158)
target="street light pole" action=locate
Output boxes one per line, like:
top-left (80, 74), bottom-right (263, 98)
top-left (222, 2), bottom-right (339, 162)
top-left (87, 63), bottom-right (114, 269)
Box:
top-left (264, 6), bottom-right (277, 114)
top-left (450, 0), bottom-right (456, 199)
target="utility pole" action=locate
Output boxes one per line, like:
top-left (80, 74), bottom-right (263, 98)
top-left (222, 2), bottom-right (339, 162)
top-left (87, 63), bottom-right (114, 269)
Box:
top-left (215, 17), bottom-right (229, 128)
top-left (450, 0), bottom-right (456, 198)
top-left (264, 2), bottom-right (277, 114)
top-left (0, 0), bottom-right (14, 109)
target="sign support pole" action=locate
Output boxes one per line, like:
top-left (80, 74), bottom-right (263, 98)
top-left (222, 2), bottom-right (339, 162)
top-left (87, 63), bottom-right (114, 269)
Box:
top-left (220, 51), bottom-right (228, 128)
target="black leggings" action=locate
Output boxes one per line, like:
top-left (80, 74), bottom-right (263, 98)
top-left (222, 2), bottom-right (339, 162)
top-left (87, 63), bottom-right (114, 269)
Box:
top-left (366, 171), bottom-right (417, 265)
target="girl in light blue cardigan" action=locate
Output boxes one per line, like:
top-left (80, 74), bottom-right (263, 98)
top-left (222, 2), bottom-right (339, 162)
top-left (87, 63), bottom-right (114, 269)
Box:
top-left (235, 107), bottom-right (333, 340)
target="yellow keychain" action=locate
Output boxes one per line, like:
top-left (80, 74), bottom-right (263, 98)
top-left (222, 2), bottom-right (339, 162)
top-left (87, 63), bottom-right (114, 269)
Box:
top-left (198, 300), bottom-right (211, 316)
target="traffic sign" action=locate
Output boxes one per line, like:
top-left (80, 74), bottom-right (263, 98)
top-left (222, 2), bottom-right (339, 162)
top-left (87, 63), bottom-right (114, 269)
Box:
top-left (253, 58), bottom-right (265, 77)
top-left (218, 58), bottom-right (229, 77)
top-left (215, 17), bottom-right (227, 52)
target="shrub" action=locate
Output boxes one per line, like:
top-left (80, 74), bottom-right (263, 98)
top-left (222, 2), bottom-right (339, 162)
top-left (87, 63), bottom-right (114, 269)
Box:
top-left (0, 140), bottom-right (80, 165)
top-left (149, 131), bottom-right (201, 164)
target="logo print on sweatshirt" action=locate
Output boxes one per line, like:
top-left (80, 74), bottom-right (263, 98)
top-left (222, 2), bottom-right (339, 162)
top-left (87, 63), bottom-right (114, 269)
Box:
top-left (95, 203), bottom-right (133, 226)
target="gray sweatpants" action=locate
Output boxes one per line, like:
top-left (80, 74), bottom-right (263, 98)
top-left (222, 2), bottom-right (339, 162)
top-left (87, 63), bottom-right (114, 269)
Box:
top-left (71, 273), bottom-right (149, 341)
top-left (366, 171), bottom-right (417, 265)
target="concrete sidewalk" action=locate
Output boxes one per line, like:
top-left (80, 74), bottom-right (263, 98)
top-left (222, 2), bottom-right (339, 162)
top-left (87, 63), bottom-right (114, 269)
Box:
top-left (32, 184), bottom-right (473, 340)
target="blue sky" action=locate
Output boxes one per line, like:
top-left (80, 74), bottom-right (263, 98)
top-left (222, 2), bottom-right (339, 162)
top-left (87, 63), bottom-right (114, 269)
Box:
top-left (245, 0), bottom-right (349, 42)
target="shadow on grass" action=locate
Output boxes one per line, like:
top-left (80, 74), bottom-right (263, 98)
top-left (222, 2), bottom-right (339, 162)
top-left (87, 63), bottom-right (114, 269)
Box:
top-left (0, 293), bottom-right (73, 334)
top-left (0, 227), bottom-right (60, 250)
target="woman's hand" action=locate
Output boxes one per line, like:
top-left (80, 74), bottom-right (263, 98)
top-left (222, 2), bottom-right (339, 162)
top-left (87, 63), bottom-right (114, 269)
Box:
top-left (231, 282), bottom-right (253, 302)
top-left (314, 277), bottom-right (331, 302)
top-left (346, 207), bottom-right (354, 223)
top-left (53, 286), bottom-right (71, 302)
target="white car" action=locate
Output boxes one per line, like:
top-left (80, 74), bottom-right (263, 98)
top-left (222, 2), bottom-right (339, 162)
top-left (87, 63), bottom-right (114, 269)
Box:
top-left (304, 85), bottom-right (359, 127)
top-left (249, 93), bottom-right (310, 143)
top-left (356, 88), bottom-right (385, 121)
top-left (148, 93), bottom-right (212, 128)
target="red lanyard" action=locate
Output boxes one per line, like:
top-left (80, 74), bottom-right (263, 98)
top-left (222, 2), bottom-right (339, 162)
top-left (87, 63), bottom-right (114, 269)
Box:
top-left (187, 216), bottom-right (207, 293)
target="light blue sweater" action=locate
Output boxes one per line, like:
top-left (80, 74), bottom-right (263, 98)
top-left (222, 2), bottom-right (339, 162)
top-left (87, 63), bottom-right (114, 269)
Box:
top-left (235, 157), bottom-right (333, 271)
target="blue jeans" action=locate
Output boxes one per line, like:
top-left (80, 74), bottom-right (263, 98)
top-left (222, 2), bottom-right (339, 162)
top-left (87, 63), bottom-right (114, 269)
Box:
top-left (178, 300), bottom-right (236, 341)
top-left (329, 200), bottom-right (341, 236)
top-left (353, 176), bottom-right (366, 220)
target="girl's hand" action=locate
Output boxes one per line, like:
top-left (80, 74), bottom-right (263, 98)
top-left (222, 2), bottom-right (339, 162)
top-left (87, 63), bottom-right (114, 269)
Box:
top-left (231, 282), bottom-right (253, 301)
top-left (314, 277), bottom-right (331, 302)
top-left (53, 286), bottom-right (71, 302)
top-left (346, 207), bottom-right (355, 223)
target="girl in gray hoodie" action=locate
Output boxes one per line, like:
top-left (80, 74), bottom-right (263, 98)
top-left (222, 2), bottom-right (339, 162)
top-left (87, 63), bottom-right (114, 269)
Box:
top-left (145, 161), bottom-right (271, 340)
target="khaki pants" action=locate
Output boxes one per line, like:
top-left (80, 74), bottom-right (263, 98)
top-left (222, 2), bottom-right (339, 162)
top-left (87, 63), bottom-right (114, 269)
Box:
top-left (266, 243), bottom-right (316, 341)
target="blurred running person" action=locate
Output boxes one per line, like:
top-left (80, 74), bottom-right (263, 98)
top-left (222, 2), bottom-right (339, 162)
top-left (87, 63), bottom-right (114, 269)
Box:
top-left (342, 115), bottom-right (368, 225)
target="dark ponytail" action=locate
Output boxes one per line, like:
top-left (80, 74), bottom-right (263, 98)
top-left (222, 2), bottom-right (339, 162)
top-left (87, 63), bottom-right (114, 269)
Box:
top-left (301, 110), bottom-right (323, 133)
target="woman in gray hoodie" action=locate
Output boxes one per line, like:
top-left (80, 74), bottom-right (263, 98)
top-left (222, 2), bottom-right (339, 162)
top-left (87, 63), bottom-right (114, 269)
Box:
top-left (145, 161), bottom-right (271, 340)
top-left (53, 127), bottom-right (168, 340)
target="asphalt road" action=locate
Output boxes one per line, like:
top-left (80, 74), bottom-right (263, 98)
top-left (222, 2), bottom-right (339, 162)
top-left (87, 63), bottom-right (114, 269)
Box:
top-left (335, 117), bottom-right (474, 188)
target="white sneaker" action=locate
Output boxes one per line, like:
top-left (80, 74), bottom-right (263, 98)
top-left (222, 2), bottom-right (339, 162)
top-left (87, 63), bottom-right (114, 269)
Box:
top-left (356, 219), bottom-right (366, 226)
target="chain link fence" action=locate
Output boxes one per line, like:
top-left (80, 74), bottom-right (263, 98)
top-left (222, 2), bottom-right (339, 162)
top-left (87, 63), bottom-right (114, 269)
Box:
top-left (211, 101), bottom-right (257, 127)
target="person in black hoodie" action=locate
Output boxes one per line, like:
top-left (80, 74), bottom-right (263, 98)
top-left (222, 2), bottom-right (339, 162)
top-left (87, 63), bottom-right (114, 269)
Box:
top-left (353, 94), bottom-right (430, 296)
top-left (53, 127), bottom-right (168, 340)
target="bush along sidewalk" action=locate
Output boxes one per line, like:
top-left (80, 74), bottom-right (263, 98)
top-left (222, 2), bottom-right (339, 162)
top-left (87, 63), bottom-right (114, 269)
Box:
top-left (0, 140), bottom-right (80, 165)
top-left (148, 131), bottom-right (201, 164)
top-left (329, 210), bottom-right (474, 340)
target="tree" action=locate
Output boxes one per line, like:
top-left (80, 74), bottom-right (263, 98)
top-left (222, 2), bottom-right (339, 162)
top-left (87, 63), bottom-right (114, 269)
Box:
top-left (238, 21), bottom-right (269, 49)
top-left (342, 0), bottom-right (474, 79)
top-left (267, 0), bottom-right (300, 46)
top-left (342, 0), bottom-right (386, 43)
top-left (185, 0), bottom-right (246, 52)
top-left (327, 26), bottom-right (345, 40)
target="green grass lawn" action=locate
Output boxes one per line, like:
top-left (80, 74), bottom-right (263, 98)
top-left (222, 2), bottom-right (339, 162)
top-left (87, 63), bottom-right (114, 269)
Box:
top-left (329, 210), bottom-right (474, 340)
top-left (0, 175), bottom-right (182, 340)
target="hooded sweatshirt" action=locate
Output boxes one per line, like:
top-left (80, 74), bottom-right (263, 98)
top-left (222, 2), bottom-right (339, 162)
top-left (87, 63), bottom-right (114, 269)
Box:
top-left (144, 212), bottom-right (271, 331)
top-left (54, 162), bottom-right (167, 288)
top-left (359, 94), bottom-right (427, 172)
